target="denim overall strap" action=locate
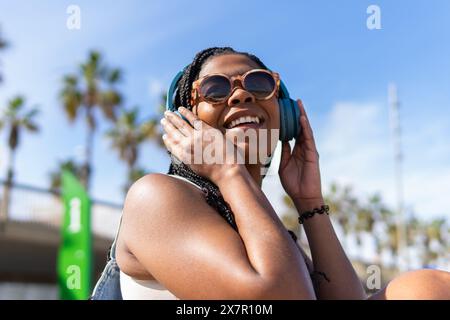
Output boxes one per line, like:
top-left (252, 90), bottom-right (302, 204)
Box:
top-left (90, 215), bottom-right (123, 300)
top-left (107, 215), bottom-right (123, 261)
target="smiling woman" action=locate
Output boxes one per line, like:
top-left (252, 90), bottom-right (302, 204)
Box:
top-left (90, 46), bottom-right (450, 300)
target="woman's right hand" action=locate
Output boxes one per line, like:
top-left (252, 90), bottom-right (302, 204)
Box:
top-left (161, 106), bottom-right (244, 185)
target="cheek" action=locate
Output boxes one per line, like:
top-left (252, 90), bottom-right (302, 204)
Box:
top-left (195, 103), bottom-right (222, 127)
top-left (264, 100), bottom-right (280, 152)
top-left (265, 99), bottom-right (280, 129)
top-left (271, 110), bottom-right (280, 129)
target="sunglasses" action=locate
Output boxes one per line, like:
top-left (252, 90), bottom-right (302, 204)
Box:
top-left (190, 69), bottom-right (280, 106)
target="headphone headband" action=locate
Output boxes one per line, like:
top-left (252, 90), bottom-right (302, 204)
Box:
top-left (166, 70), bottom-right (184, 112)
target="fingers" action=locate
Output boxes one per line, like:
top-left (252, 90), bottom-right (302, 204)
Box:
top-left (296, 99), bottom-right (316, 144)
top-left (294, 99), bottom-right (320, 161)
top-left (161, 131), bottom-right (174, 153)
top-left (297, 99), bottom-right (308, 119)
top-left (281, 141), bottom-right (291, 159)
top-left (300, 116), bottom-right (314, 142)
top-left (161, 133), bottom-right (188, 164)
top-left (163, 110), bottom-right (192, 137)
top-left (300, 116), bottom-right (319, 157)
top-left (279, 141), bottom-right (291, 172)
top-left (161, 107), bottom-right (203, 165)
top-left (160, 117), bottom-right (184, 140)
top-left (178, 106), bottom-right (203, 130)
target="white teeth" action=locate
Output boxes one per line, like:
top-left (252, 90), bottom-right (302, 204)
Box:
top-left (227, 116), bottom-right (261, 129)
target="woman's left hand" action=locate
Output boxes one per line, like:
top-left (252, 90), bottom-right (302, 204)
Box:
top-left (278, 99), bottom-right (324, 211)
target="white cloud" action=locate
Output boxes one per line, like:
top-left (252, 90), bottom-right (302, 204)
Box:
top-left (319, 102), bottom-right (450, 219)
top-left (263, 101), bottom-right (450, 220)
top-left (317, 102), bottom-right (393, 201)
top-left (403, 169), bottom-right (450, 219)
top-left (149, 78), bottom-right (165, 99)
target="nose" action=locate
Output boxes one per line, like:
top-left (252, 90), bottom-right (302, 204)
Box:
top-left (228, 88), bottom-right (256, 107)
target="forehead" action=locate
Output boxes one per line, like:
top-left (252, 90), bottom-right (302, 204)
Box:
top-left (199, 54), bottom-right (262, 78)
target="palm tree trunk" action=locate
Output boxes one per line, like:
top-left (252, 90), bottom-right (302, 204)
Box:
top-left (0, 148), bottom-right (15, 231)
top-left (82, 110), bottom-right (94, 192)
top-left (374, 238), bottom-right (383, 266)
top-left (126, 162), bottom-right (135, 193)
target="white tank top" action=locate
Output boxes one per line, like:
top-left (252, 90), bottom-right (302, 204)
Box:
top-left (120, 174), bottom-right (203, 300)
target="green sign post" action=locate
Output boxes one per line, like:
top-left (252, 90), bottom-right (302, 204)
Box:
top-left (57, 170), bottom-right (92, 300)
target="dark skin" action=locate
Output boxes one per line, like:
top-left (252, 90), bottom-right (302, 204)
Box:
top-left (116, 54), bottom-right (450, 299)
top-left (116, 54), bottom-right (357, 299)
top-left (117, 54), bottom-right (317, 299)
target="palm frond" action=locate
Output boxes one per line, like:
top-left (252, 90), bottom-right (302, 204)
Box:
top-left (108, 68), bottom-right (122, 84)
top-left (99, 90), bottom-right (122, 121)
top-left (24, 107), bottom-right (40, 120)
top-left (9, 95), bottom-right (24, 111)
top-left (22, 120), bottom-right (39, 132)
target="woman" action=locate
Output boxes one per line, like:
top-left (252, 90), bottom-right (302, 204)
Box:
top-left (91, 47), bottom-right (450, 300)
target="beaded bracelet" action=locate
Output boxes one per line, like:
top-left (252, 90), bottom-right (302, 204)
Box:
top-left (298, 205), bottom-right (330, 224)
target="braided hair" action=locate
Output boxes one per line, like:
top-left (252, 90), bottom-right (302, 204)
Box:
top-left (167, 47), bottom-right (297, 242)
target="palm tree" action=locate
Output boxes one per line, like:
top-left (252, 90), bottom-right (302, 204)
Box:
top-left (0, 95), bottom-right (39, 226)
top-left (154, 92), bottom-right (168, 148)
top-left (359, 194), bottom-right (386, 265)
top-left (48, 158), bottom-right (84, 194)
top-left (60, 50), bottom-right (122, 191)
top-left (105, 107), bottom-right (159, 194)
top-left (385, 222), bottom-right (400, 269)
top-left (124, 166), bottom-right (147, 195)
top-left (324, 182), bottom-right (358, 251)
top-left (0, 26), bottom-right (9, 84)
top-left (422, 218), bottom-right (446, 267)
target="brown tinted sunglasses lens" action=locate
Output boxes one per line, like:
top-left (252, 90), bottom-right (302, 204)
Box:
top-left (243, 71), bottom-right (276, 99)
top-left (199, 71), bottom-right (276, 103)
top-left (199, 75), bottom-right (231, 102)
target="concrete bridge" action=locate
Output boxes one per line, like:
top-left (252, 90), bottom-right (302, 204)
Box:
top-left (0, 181), bottom-right (122, 299)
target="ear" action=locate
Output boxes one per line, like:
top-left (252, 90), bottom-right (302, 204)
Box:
top-left (190, 88), bottom-right (198, 107)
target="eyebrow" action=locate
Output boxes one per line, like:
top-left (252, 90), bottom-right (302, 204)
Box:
top-left (201, 67), bottom-right (257, 78)
top-left (226, 67), bottom-right (255, 76)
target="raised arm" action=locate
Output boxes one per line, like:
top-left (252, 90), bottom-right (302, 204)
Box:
top-left (279, 100), bottom-right (366, 299)
top-left (121, 172), bottom-right (314, 299)
top-left (214, 166), bottom-right (316, 299)
top-left (136, 106), bottom-right (317, 299)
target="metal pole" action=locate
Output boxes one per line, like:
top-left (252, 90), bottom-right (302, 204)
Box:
top-left (388, 83), bottom-right (408, 272)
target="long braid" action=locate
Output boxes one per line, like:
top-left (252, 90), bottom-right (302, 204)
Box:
top-left (168, 161), bottom-right (238, 230)
top-left (167, 47), bottom-right (296, 242)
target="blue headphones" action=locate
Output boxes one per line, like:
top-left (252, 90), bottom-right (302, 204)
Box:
top-left (166, 68), bottom-right (300, 141)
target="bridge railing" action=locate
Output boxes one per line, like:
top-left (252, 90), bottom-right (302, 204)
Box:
top-left (0, 180), bottom-right (122, 239)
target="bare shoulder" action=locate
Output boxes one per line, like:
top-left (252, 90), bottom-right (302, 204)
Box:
top-left (116, 173), bottom-right (204, 278)
top-left (122, 173), bottom-right (205, 218)
top-left (120, 173), bottom-right (207, 246)
top-left (117, 172), bottom-right (266, 299)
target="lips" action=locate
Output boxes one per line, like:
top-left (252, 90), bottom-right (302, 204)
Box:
top-left (223, 114), bottom-right (265, 128)
top-left (224, 121), bottom-right (265, 133)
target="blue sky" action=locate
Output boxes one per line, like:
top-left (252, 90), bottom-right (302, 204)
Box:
top-left (1, 0), bottom-right (449, 222)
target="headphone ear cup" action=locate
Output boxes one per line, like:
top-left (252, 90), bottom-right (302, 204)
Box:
top-left (166, 70), bottom-right (190, 124)
top-left (166, 71), bottom-right (184, 112)
top-left (278, 98), bottom-right (301, 141)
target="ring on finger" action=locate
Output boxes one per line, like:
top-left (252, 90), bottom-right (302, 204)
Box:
top-left (193, 119), bottom-right (202, 130)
